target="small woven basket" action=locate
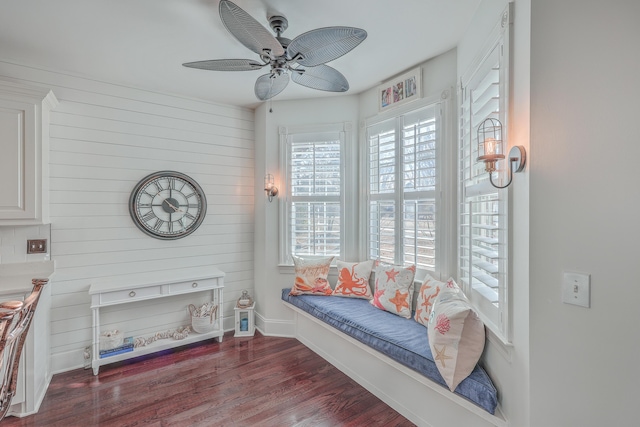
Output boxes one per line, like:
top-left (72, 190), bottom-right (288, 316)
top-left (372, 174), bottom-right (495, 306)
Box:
top-left (99, 330), bottom-right (123, 351)
top-left (189, 303), bottom-right (219, 333)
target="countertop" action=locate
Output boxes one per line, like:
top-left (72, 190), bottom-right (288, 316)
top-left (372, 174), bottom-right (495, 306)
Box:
top-left (0, 260), bottom-right (56, 294)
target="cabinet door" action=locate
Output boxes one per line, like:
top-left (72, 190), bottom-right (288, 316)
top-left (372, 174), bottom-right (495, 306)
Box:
top-left (0, 98), bottom-right (37, 220)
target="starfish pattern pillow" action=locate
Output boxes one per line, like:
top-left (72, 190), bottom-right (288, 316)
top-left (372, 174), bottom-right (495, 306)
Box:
top-left (427, 286), bottom-right (485, 391)
top-left (415, 276), bottom-right (460, 327)
top-left (369, 261), bottom-right (416, 318)
top-left (289, 255), bottom-right (334, 296)
top-left (332, 260), bottom-right (374, 299)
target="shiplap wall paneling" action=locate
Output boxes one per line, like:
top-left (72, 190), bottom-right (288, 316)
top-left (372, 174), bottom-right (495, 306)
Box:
top-left (0, 61), bottom-right (256, 373)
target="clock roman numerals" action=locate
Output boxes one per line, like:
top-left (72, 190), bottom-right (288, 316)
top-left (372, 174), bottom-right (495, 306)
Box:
top-left (141, 210), bottom-right (157, 222)
top-left (153, 180), bottom-right (163, 193)
top-left (153, 219), bottom-right (165, 231)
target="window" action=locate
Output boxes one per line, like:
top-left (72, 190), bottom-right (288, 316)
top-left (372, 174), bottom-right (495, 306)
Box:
top-left (280, 125), bottom-right (347, 264)
top-left (366, 103), bottom-right (445, 273)
top-left (458, 10), bottom-right (512, 341)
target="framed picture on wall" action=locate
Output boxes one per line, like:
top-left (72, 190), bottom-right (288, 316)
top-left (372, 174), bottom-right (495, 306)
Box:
top-left (378, 67), bottom-right (422, 112)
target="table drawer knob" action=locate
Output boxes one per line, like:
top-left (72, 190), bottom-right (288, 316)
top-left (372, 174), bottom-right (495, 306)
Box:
top-left (129, 291), bottom-right (136, 297)
top-left (192, 282), bottom-right (198, 288)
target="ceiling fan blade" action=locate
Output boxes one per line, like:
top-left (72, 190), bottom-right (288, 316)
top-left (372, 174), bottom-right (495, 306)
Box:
top-left (255, 73), bottom-right (290, 100)
top-left (291, 64), bottom-right (349, 92)
top-left (182, 59), bottom-right (266, 71)
top-left (287, 27), bottom-right (367, 67)
top-left (219, 0), bottom-right (285, 58)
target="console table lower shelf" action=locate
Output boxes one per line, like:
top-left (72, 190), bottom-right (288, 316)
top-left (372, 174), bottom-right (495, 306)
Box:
top-left (89, 269), bottom-right (224, 375)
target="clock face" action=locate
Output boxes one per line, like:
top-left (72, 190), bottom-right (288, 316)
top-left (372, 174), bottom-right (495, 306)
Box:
top-left (129, 171), bottom-right (207, 240)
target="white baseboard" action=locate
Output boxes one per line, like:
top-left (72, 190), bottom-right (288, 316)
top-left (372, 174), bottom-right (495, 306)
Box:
top-left (255, 311), bottom-right (295, 337)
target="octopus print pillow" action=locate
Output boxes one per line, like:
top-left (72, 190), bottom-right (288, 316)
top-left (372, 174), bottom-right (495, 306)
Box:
top-left (369, 261), bottom-right (416, 319)
top-left (427, 288), bottom-right (485, 392)
top-left (332, 260), bottom-right (374, 299)
top-left (414, 276), bottom-right (460, 327)
top-left (289, 255), bottom-right (334, 296)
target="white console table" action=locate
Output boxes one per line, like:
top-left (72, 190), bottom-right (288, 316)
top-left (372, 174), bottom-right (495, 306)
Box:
top-left (89, 269), bottom-right (224, 375)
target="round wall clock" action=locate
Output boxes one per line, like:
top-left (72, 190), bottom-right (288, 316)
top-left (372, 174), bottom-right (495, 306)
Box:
top-left (129, 171), bottom-right (207, 240)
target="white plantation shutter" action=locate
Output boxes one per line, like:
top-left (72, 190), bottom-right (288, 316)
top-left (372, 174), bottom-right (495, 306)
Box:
top-left (368, 104), bottom-right (440, 271)
top-left (459, 32), bottom-right (510, 339)
top-left (368, 119), bottom-right (396, 264)
top-left (282, 129), bottom-right (343, 262)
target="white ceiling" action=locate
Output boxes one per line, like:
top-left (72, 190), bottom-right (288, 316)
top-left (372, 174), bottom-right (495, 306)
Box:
top-left (0, 0), bottom-right (481, 109)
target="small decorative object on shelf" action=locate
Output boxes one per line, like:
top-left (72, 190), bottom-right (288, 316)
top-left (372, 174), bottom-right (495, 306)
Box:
top-left (234, 291), bottom-right (255, 337)
top-left (236, 290), bottom-right (254, 308)
top-left (133, 326), bottom-right (192, 348)
top-left (99, 329), bottom-right (123, 351)
top-left (189, 302), bottom-right (219, 333)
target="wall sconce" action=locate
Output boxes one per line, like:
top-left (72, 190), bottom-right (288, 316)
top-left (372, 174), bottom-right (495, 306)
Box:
top-left (477, 118), bottom-right (526, 189)
top-left (264, 173), bottom-right (278, 202)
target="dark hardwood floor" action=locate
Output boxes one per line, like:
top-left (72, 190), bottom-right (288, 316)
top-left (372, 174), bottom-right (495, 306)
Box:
top-left (3, 332), bottom-right (414, 426)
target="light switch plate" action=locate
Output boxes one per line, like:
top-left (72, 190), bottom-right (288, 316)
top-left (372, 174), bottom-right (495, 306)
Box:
top-left (562, 271), bottom-right (590, 308)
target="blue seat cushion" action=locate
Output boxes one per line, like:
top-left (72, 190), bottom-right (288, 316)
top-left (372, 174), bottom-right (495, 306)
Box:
top-left (282, 288), bottom-right (498, 415)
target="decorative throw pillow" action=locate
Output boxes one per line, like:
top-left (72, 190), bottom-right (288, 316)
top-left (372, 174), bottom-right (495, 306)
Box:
top-left (428, 288), bottom-right (485, 392)
top-left (369, 261), bottom-right (416, 319)
top-left (415, 276), bottom-right (460, 327)
top-left (289, 255), bottom-right (334, 296)
top-left (332, 260), bottom-right (374, 299)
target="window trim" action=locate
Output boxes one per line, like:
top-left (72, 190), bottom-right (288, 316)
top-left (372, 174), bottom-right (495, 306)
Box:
top-left (278, 123), bottom-right (352, 266)
top-left (458, 5), bottom-right (513, 344)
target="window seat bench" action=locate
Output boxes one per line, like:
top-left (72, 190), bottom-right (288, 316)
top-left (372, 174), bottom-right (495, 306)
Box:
top-left (281, 289), bottom-right (507, 427)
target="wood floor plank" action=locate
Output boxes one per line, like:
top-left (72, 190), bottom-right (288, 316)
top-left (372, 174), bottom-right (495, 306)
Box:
top-left (3, 332), bottom-right (414, 426)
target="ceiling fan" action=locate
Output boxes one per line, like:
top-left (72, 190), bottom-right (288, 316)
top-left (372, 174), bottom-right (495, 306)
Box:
top-left (182, 0), bottom-right (367, 101)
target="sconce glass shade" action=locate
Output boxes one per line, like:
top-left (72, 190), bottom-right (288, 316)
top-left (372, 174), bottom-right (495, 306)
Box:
top-left (477, 118), bottom-right (504, 173)
top-left (475, 118), bottom-right (526, 189)
top-left (264, 173), bottom-right (278, 202)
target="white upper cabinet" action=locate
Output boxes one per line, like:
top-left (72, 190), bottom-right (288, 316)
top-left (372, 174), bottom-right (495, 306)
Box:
top-left (0, 81), bottom-right (58, 224)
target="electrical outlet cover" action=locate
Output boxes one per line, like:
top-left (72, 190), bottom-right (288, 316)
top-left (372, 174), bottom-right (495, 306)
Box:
top-left (562, 271), bottom-right (590, 308)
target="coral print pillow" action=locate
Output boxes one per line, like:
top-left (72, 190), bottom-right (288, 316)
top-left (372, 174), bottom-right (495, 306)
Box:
top-left (332, 260), bottom-right (374, 299)
top-left (289, 255), bottom-right (334, 296)
top-left (415, 276), bottom-right (460, 327)
top-left (427, 287), bottom-right (485, 392)
top-left (370, 261), bottom-right (416, 319)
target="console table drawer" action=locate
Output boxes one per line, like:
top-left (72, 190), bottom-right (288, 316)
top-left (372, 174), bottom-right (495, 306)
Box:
top-left (100, 285), bottom-right (161, 304)
top-left (169, 278), bottom-right (218, 294)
